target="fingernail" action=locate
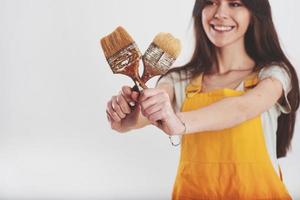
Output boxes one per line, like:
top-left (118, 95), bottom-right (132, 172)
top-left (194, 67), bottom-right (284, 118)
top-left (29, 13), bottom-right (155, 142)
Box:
top-left (129, 102), bottom-right (135, 106)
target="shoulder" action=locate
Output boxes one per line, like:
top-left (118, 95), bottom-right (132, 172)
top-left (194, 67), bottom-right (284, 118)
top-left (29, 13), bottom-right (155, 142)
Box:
top-left (238, 73), bottom-right (284, 120)
top-left (156, 68), bottom-right (190, 85)
top-left (258, 65), bottom-right (291, 88)
top-left (256, 65), bottom-right (292, 114)
top-left (156, 68), bottom-right (192, 111)
top-left (258, 65), bottom-right (292, 97)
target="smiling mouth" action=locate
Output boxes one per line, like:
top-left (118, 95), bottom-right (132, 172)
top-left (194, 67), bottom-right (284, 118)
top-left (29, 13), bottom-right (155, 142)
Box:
top-left (211, 24), bottom-right (235, 32)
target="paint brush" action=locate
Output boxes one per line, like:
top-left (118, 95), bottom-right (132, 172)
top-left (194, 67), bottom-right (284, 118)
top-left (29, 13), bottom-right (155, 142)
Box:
top-left (100, 26), bottom-right (146, 90)
top-left (141, 32), bottom-right (181, 84)
top-left (138, 32), bottom-right (182, 132)
top-left (130, 32), bottom-right (181, 91)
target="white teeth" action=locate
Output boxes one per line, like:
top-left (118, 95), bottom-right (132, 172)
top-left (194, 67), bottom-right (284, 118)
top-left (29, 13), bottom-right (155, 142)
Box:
top-left (212, 25), bottom-right (234, 32)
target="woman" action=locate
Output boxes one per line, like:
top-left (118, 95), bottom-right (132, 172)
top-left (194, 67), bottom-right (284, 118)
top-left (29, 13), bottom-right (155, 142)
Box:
top-left (106, 0), bottom-right (299, 199)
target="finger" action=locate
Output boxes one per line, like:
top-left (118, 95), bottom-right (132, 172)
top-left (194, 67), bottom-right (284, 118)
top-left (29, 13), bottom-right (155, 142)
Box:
top-left (119, 90), bottom-right (135, 107)
top-left (139, 88), bottom-right (164, 102)
top-left (131, 91), bottom-right (140, 102)
top-left (116, 93), bottom-right (131, 114)
top-left (143, 103), bottom-right (163, 118)
top-left (122, 86), bottom-right (137, 105)
top-left (151, 121), bottom-right (159, 127)
top-left (107, 101), bottom-right (121, 122)
top-left (121, 86), bottom-right (133, 100)
top-left (140, 93), bottom-right (165, 110)
top-left (106, 110), bottom-right (112, 122)
top-left (148, 110), bottom-right (164, 123)
top-left (112, 96), bottom-right (126, 119)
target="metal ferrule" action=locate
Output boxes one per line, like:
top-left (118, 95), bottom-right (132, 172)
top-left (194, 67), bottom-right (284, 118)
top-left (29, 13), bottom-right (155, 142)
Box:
top-left (107, 42), bottom-right (141, 73)
top-left (143, 43), bottom-right (175, 73)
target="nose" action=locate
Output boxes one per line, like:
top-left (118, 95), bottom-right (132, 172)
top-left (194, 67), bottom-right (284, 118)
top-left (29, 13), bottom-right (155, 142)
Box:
top-left (213, 3), bottom-right (229, 19)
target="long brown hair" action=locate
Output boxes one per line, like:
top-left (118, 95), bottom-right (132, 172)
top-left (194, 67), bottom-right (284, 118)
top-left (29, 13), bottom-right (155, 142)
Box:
top-left (161, 0), bottom-right (299, 158)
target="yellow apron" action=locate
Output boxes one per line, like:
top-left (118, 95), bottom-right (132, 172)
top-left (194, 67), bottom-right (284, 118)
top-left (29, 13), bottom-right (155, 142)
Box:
top-left (172, 72), bottom-right (292, 200)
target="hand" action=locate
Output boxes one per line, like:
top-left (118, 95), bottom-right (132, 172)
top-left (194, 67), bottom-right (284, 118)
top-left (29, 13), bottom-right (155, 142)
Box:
top-left (106, 86), bottom-right (140, 132)
top-left (139, 88), bottom-right (185, 135)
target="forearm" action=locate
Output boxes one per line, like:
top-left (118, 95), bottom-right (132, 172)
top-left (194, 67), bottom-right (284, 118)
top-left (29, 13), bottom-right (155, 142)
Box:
top-left (123, 112), bottom-right (150, 132)
top-left (133, 113), bottom-right (151, 129)
top-left (176, 96), bottom-right (248, 134)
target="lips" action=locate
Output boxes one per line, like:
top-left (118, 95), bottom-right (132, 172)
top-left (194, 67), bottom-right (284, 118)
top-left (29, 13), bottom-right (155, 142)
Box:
top-left (210, 24), bottom-right (235, 32)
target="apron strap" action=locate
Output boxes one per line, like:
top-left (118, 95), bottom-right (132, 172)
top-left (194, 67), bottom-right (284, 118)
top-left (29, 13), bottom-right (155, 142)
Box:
top-left (185, 73), bottom-right (204, 97)
top-left (185, 71), bottom-right (260, 95)
top-left (185, 72), bottom-right (259, 94)
top-left (278, 164), bottom-right (284, 182)
top-left (243, 71), bottom-right (260, 91)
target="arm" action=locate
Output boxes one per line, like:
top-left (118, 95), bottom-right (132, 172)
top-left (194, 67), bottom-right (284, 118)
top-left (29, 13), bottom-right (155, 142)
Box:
top-left (176, 77), bottom-right (284, 134)
top-left (130, 82), bottom-right (176, 130)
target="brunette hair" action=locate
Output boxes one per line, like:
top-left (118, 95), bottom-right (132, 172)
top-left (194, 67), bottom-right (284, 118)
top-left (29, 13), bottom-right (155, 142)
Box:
top-left (160, 0), bottom-right (299, 158)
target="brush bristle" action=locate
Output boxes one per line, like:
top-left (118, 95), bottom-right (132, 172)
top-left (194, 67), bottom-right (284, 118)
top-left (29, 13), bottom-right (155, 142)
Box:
top-left (100, 26), bottom-right (135, 58)
top-left (153, 33), bottom-right (181, 58)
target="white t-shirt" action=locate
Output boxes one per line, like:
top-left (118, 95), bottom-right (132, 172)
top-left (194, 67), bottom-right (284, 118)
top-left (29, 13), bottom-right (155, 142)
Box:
top-left (157, 65), bottom-right (292, 176)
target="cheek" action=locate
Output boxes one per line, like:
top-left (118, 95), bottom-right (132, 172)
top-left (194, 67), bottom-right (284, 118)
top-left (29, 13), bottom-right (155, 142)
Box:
top-left (236, 11), bottom-right (251, 32)
top-left (202, 9), bottom-right (212, 32)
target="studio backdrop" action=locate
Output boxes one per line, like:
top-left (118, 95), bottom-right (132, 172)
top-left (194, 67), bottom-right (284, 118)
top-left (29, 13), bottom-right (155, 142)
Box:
top-left (0, 0), bottom-right (299, 199)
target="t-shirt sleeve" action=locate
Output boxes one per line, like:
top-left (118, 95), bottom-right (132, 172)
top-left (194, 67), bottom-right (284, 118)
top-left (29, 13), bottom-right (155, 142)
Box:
top-left (156, 72), bottom-right (174, 86)
top-left (155, 72), bottom-right (178, 111)
top-left (155, 70), bottom-right (189, 113)
top-left (259, 65), bottom-right (292, 114)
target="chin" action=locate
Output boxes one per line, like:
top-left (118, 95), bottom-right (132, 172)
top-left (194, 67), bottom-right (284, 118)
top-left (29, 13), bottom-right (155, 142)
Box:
top-left (210, 37), bottom-right (242, 49)
top-left (210, 40), bottom-right (232, 48)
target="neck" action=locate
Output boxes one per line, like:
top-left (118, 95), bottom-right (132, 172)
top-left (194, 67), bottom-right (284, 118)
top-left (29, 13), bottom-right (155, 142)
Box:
top-left (212, 38), bottom-right (255, 75)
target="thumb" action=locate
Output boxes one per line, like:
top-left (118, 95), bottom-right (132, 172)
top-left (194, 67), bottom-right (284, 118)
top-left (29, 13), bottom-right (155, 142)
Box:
top-left (121, 86), bottom-right (136, 105)
top-left (131, 91), bottom-right (140, 102)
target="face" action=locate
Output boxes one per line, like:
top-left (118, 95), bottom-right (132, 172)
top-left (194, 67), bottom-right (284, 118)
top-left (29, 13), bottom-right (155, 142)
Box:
top-left (201, 0), bottom-right (251, 48)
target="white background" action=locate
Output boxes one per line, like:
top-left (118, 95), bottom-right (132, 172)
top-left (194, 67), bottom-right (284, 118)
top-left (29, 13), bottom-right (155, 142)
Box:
top-left (0, 0), bottom-right (299, 199)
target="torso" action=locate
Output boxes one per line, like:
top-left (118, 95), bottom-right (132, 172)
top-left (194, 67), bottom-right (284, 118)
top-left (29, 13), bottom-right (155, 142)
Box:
top-left (201, 69), bottom-right (256, 93)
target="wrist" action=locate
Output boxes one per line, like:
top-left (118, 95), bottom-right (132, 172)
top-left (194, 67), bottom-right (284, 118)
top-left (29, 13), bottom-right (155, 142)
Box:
top-left (174, 112), bottom-right (186, 135)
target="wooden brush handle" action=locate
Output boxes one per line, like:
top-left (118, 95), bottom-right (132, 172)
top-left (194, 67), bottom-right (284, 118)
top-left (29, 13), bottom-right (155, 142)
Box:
top-left (129, 78), bottom-right (146, 111)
